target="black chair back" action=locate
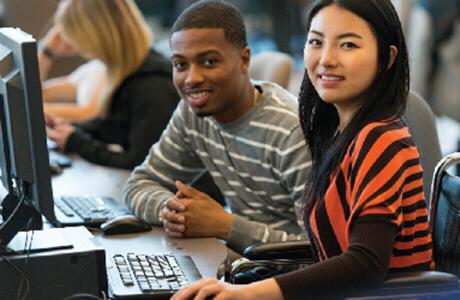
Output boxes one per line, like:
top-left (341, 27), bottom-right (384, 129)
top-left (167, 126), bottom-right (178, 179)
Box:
top-left (430, 152), bottom-right (460, 276)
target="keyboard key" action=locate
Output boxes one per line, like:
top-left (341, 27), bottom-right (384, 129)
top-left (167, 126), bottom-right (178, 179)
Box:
top-left (122, 279), bottom-right (134, 286)
top-left (118, 266), bottom-right (130, 272)
top-left (139, 282), bottom-right (152, 292)
top-left (114, 255), bottom-right (126, 265)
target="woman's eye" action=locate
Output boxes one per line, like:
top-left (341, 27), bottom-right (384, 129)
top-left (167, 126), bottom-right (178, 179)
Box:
top-left (307, 39), bottom-right (322, 46)
top-left (342, 42), bottom-right (358, 49)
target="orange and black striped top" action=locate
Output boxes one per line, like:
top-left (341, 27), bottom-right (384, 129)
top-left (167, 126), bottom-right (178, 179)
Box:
top-left (309, 118), bottom-right (432, 271)
top-left (275, 119), bottom-right (433, 299)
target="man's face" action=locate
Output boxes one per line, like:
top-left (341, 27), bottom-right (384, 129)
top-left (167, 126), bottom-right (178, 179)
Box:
top-left (170, 28), bottom-right (250, 123)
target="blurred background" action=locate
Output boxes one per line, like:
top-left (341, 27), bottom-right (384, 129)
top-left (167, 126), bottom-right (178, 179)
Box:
top-left (0, 0), bottom-right (459, 155)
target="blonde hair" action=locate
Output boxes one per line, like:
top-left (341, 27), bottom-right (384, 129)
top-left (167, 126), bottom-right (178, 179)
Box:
top-left (55, 0), bottom-right (152, 116)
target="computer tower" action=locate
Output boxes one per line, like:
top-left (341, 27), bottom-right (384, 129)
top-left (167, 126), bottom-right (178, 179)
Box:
top-left (0, 226), bottom-right (107, 300)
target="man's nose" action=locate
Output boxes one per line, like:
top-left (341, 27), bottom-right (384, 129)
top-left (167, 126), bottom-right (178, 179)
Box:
top-left (185, 64), bottom-right (204, 86)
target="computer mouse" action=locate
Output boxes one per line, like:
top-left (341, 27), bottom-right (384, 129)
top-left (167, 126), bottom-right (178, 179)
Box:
top-left (100, 215), bottom-right (151, 235)
top-left (49, 161), bottom-right (62, 175)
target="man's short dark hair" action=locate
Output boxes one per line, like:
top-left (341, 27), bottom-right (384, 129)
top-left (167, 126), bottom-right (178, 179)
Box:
top-left (170, 0), bottom-right (248, 48)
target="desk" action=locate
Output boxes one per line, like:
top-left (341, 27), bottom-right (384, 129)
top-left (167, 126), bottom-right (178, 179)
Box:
top-left (51, 157), bottom-right (227, 278)
top-left (52, 157), bottom-right (130, 200)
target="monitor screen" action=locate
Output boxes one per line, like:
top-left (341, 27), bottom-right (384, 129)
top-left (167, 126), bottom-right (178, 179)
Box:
top-left (0, 27), bottom-right (56, 248)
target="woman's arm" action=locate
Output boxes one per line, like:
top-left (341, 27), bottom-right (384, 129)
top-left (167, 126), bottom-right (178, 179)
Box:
top-left (274, 221), bottom-right (397, 300)
top-left (43, 75), bottom-right (103, 122)
top-left (38, 45), bottom-right (55, 81)
top-left (38, 25), bottom-right (77, 81)
top-left (42, 77), bottom-right (77, 103)
top-left (42, 59), bottom-right (106, 122)
top-left (171, 221), bottom-right (397, 300)
top-left (44, 101), bottom-right (99, 122)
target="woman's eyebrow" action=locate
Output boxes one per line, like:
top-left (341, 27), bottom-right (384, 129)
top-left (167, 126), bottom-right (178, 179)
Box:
top-left (308, 30), bottom-right (363, 40)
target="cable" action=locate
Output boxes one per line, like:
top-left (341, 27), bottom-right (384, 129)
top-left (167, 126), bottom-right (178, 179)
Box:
top-left (23, 230), bottom-right (35, 300)
top-left (16, 222), bottom-right (34, 300)
top-left (0, 192), bottom-right (26, 231)
top-left (61, 291), bottom-right (107, 300)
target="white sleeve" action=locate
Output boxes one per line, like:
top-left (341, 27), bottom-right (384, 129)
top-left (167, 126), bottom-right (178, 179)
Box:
top-left (68, 59), bottom-right (107, 106)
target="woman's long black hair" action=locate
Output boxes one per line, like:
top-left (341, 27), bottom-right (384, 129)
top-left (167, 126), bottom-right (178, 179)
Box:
top-left (300, 0), bottom-right (410, 211)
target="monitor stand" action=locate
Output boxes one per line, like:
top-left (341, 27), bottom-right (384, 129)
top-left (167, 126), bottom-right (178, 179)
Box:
top-left (0, 192), bottom-right (43, 248)
top-left (0, 228), bottom-right (73, 255)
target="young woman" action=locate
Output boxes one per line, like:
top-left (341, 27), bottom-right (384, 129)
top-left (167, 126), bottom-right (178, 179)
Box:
top-left (45, 0), bottom-right (179, 169)
top-left (172, 0), bottom-right (433, 299)
top-left (39, 23), bottom-right (107, 123)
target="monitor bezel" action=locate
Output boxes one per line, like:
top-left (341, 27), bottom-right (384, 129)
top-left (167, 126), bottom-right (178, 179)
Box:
top-left (0, 28), bottom-right (57, 248)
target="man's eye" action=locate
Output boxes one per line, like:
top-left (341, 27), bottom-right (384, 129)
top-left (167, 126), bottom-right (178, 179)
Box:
top-left (173, 61), bottom-right (187, 70)
top-left (203, 59), bottom-right (217, 66)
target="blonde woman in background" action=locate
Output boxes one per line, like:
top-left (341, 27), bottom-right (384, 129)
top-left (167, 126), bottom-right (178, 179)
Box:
top-left (44, 0), bottom-right (179, 169)
top-left (39, 25), bottom-right (107, 123)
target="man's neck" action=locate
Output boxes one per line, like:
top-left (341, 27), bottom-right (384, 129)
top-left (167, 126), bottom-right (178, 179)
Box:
top-left (213, 81), bottom-right (255, 124)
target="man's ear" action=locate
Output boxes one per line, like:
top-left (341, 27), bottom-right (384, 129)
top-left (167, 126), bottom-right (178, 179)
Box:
top-left (240, 46), bottom-right (251, 73)
top-left (388, 45), bottom-right (398, 69)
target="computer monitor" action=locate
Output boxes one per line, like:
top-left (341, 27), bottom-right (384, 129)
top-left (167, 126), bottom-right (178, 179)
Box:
top-left (0, 27), bottom-right (56, 249)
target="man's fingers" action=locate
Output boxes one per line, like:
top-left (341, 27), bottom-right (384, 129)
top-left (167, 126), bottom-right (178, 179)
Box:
top-left (163, 220), bottom-right (186, 238)
top-left (162, 209), bottom-right (185, 224)
top-left (165, 198), bottom-right (186, 212)
top-left (164, 228), bottom-right (184, 238)
top-left (175, 190), bottom-right (185, 198)
top-left (175, 181), bottom-right (201, 198)
top-left (164, 220), bottom-right (186, 232)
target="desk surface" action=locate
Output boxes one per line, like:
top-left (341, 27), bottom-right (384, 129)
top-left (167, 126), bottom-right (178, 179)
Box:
top-left (51, 156), bottom-right (227, 278)
top-left (52, 157), bottom-right (130, 201)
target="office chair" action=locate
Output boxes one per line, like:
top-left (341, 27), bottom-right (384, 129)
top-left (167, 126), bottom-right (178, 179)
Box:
top-left (429, 152), bottom-right (460, 277)
top-left (403, 91), bottom-right (442, 202)
top-left (249, 51), bottom-right (294, 89)
top-left (228, 134), bottom-right (460, 298)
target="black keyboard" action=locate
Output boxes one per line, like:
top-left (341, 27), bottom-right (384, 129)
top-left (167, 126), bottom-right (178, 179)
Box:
top-left (108, 253), bottom-right (201, 299)
top-left (54, 195), bottom-right (132, 226)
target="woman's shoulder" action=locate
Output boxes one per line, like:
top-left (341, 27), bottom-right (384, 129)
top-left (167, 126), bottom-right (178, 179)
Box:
top-left (349, 118), bottom-right (417, 160)
top-left (121, 50), bottom-right (173, 86)
top-left (118, 51), bottom-right (176, 96)
top-left (356, 118), bottom-right (410, 145)
top-left (136, 49), bottom-right (172, 77)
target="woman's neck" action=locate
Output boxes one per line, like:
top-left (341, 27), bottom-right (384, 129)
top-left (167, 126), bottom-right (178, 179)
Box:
top-left (335, 102), bottom-right (362, 131)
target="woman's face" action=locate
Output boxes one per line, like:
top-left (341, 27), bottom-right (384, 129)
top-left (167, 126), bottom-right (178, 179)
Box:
top-left (304, 4), bottom-right (379, 109)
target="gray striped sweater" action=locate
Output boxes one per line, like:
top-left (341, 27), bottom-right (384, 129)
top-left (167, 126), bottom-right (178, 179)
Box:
top-left (123, 81), bottom-right (311, 253)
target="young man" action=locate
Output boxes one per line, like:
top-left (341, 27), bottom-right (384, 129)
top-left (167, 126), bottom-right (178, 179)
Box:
top-left (123, 0), bottom-right (310, 254)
